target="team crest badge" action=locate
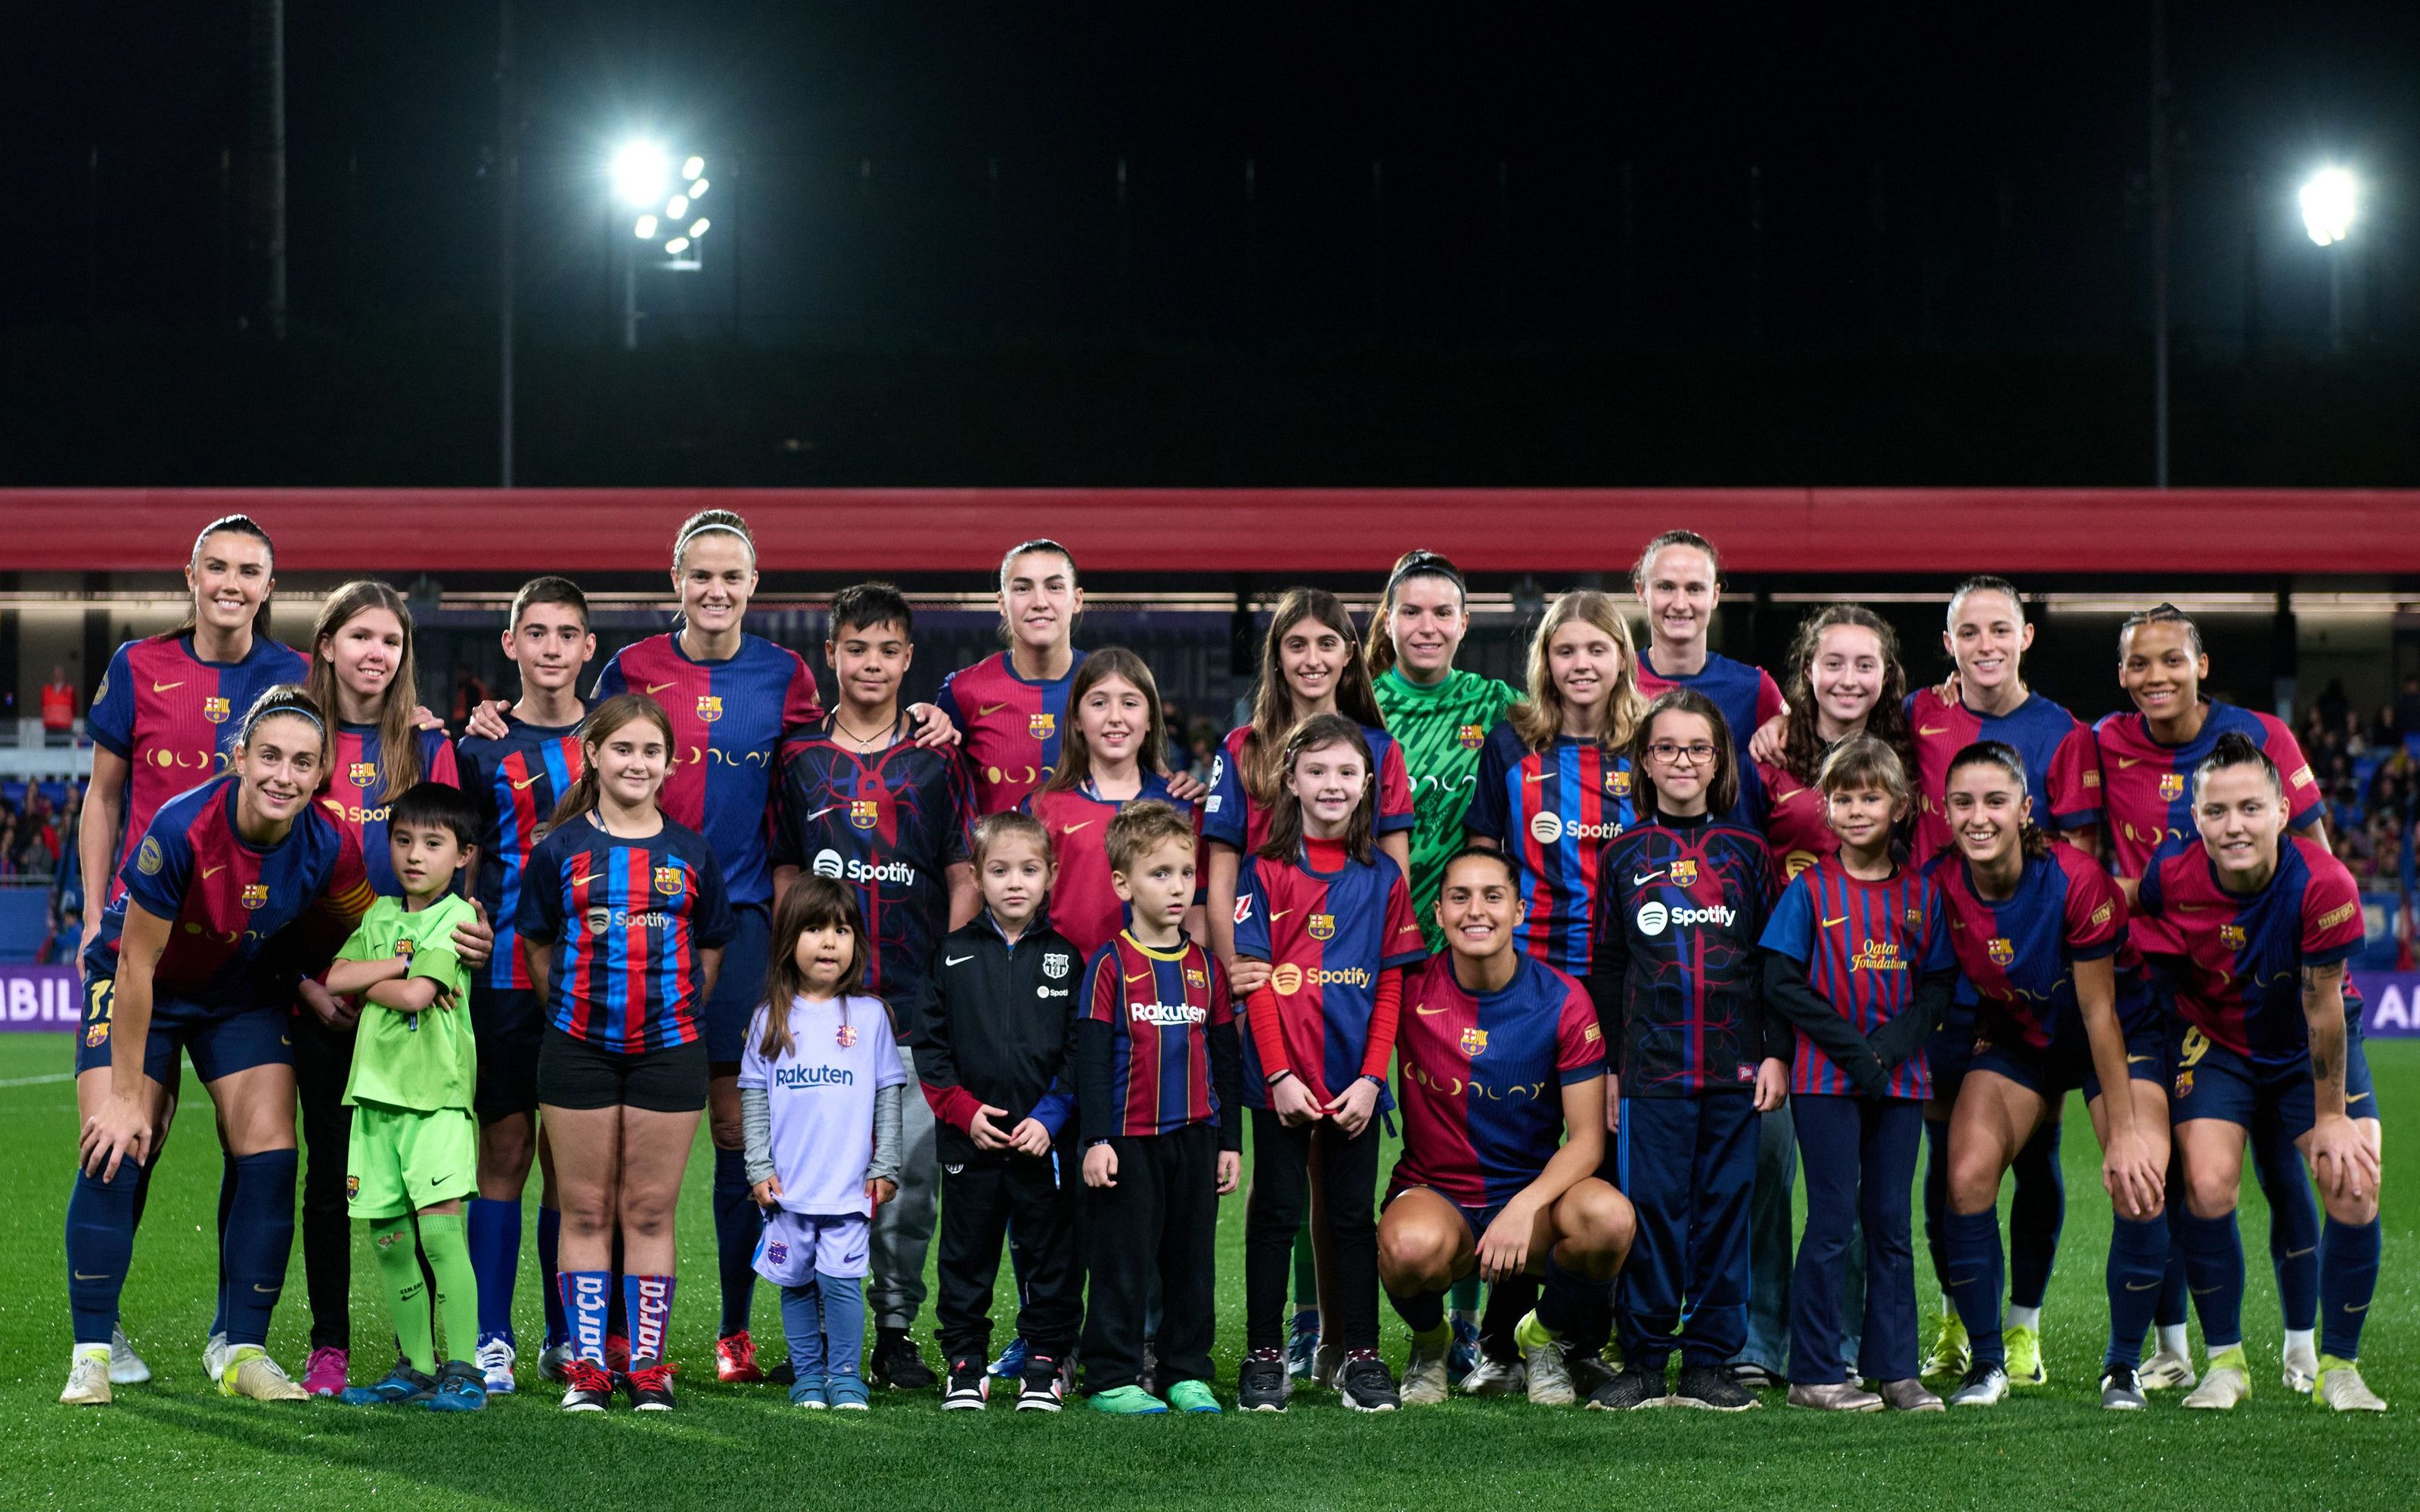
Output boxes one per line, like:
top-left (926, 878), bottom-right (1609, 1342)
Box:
top-left (1458, 1026), bottom-right (1488, 1057)
top-left (202, 695), bottom-right (231, 724)
top-left (1609, 770), bottom-right (1631, 798)
top-left (346, 1176), bottom-right (360, 1199)
top-left (1043, 953), bottom-right (1070, 980)
top-left (1457, 724), bottom-right (1485, 751)
top-left (766, 1241), bottom-right (789, 1266)
top-left (697, 694), bottom-right (724, 723)
top-left (1987, 937), bottom-right (2014, 967)
top-left (2157, 772), bottom-right (2184, 801)
top-left (1029, 711), bottom-right (1056, 741)
top-left (2220, 923), bottom-right (2246, 950)
top-left (1907, 906), bottom-right (1925, 927)
top-left (394, 937), bottom-right (416, 960)
top-left (1184, 965), bottom-right (1209, 990)
top-left (240, 883), bottom-right (269, 910)
top-left (137, 836), bottom-right (164, 875)
top-left (653, 866), bottom-right (686, 897)
top-left (85, 1022), bottom-right (108, 1048)
top-left (849, 798), bottom-right (881, 831)
top-left (1308, 913), bottom-right (1336, 941)
top-left (2173, 1070), bottom-right (2195, 1100)
top-left (349, 761), bottom-right (379, 789)
top-left (1669, 858), bottom-right (1699, 887)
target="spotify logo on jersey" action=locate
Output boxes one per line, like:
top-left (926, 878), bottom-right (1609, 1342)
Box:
top-left (1636, 900), bottom-right (1670, 936)
top-left (811, 849), bottom-right (845, 879)
top-left (1637, 900), bottom-right (1736, 937)
top-left (1530, 811), bottom-right (1623, 844)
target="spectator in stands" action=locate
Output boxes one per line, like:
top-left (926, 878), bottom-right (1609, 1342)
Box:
top-left (2316, 677), bottom-right (2351, 739)
top-left (2376, 701), bottom-right (2406, 754)
top-left (2397, 674), bottom-right (2420, 744)
top-left (39, 903), bottom-right (79, 965)
top-left (41, 665), bottom-right (77, 747)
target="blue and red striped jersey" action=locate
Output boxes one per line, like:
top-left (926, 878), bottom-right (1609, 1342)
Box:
top-left (1021, 773), bottom-right (1202, 962)
top-left (594, 632), bottom-right (824, 907)
top-left (1079, 932), bottom-right (1233, 1137)
top-left (1637, 649), bottom-right (1786, 822)
top-left (322, 723), bottom-right (461, 898)
top-left (1925, 843), bottom-right (2152, 1052)
top-left (456, 715), bottom-right (585, 990)
top-left (934, 649), bottom-right (1086, 816)
top-left (2136, 835), bottom-right (2366, 1066)
top-left (1390, 952), bottom-right (1604, 1207)
top-left (1202, 722), bottom-right (1417, 854)
top-left (1232, 844), bottom-right (1426, 1107)
top-left (1761, 858), bottom-right (1953, 1099)
top-left (85, 773), bottom-right (373, 1011)
top-left (1906, 687), bottom-right (2102, 864)
top-left (86, 633), bottom-right (309, 903)
top-left (517, 816), bottom-right (737, 1052)
top-left (1465, 723), bottom-right (1636, 972)
top-left (771, 723), bottom-right (976, 1030)
top-left (1596, 816), bottom-right (1777, 1095)
top-left (1752, 758), bottom-right (1837, 882)
top-left (2096, 704), bottom-right (2323, 956)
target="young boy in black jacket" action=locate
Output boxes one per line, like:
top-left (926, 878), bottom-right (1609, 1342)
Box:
top-left (920, 811), bottom-right (1086, 1411)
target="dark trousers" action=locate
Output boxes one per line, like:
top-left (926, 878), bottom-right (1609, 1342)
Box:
top-left (1081, 1124), bottom-right (1218, 1393)
top-left (1245, 1110), bottom-right (1381, 1352)
top-left (1790, 1094), bottom-right (1922, 1385)
top-left (1615, 1092), bottom-right (1758, 1368)
top-left (290, 1005), bottom-right (355, 1351)
top-left (935, 1147), bottom-right (1083, 1368)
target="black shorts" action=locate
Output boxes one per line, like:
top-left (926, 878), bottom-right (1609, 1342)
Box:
top-left (535, 1024), bottom-right (708, 1114)
top-left (470, 985), bottom-right (546, 1123)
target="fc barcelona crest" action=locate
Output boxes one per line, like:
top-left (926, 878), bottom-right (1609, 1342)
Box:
top-left (349, 761), bottom-right (379, 789)
top-left (1669, 858), bottom-right (1698, 887)
top-left (1458, 1026), bottom-right (1488, 1056)
top-left (2219, 922), bottom-right (2246, 950)
top-left (202, 696), bottom-right (231, 724)
top-left (697, 694), bottom-right (724, 723)
top-left (1457, 724), bottom-right (1485, 751)
top-left (240, 883), bottom-right (269, 910)
top-left (1307, 913), bottom-right (1336, 941)
top-left (849, 798), bottom-right (881, 831)
top-left (1987, 937), bottom-right (2014, 967)
top-left (1184, 965), bottom-right (1208, 990)
top-left (2158, 771), bottom-right (2184, 802)
top-left (654, 866), bottom-right (686, 897)
top-left (1029, 711), bottom-right (1056, 741)
top-left (1609, 770), bottom-right (1631, 798)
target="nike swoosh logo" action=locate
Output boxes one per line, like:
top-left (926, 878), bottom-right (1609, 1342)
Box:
top-left (1948, 1273), bottom-right (1977, 1285)
top-left (2344, 1301), bottom-right (2371, 1313)
top-left (2118, 758), bottom-right (2143, 769)
top-left (1820, 916), bottom-right (1848, 928)
top-left (1062, 821), bottom-right (1092, 834)
top-left (806, 806), bottom-right (838, 823)
top-left (647, 681), bottom-right (676, 694)
top-left (1632, 871), bottom-right (1665, 887)
top-left (73, 1270), bottom-right (107, 1281)
top-left (978, 702), bottom-right (1009, 716)
top-left (201, 865), bottom-right (225, 879)
top-left (1919, 723), bottom-right (1949, 735)
top-left (2125, 1279), bottom-right (2160, 1291)
top-left (1525, 772), bottom-right (1553, 783)
top-left (2348, 1091), bottom-right (2372, 1105)
top-left (1125, 969), bottom-right (1153, 983)
top-left (1414, 1002), bottom-right (1448, 1015)
top-left (511, 773), bottom-right (546, 790)
top-left (1270, 909), bottom-right (1292, 922)
top-left (2285, 1245), bottom-right (2316, 1259)
top-left (945, 955), bottom-right (973, 967)
top-left (2126, 1055), bottom-right (2153, 1065)
top-left (152, 680), bottom-right (185, 693)
top-left (253, 1284), bottom-right (280, 1294)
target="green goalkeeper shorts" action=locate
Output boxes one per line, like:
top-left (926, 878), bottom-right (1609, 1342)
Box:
top-left (346, 1103), bottom-right (478, 1220)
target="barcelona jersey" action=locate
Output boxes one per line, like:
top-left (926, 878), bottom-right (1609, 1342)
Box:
top-left (1202, 721), bottom-right (1417, 855)
top-left (1021, 772), bottom-right (1202, 962)
top-left (517, 816), bottom-right (737, 1052)
top-left (1080, 932), bottom-right (1233, 1138)
top-left (86, 633), bottom-right (309, 903)
top-left (1596, 817), bottom-right (1777, 1095)
top-left (1637, 649), bottom-right (1786, 823)
top-left (85, 773), bottom-right (373, 1012)
top-left (1905, 687), bottom-right (2102, 864)
top-left (456, 715), bottom-right (585, 990)
top-left (1762, 857), bottom-right (1953, 1099)
top-left (2095, 702), bottom-right (2322, 956)
top-left (1752, 758), bottom-right (1837, 881)
top-left (935, 649), bottom-right (1086, 816)
top-left (594, 632), bottom-right (824, 907)
top-left (1231, 844), bottom-right (1426, 1107)
top-left (771, 723), bottom-right (976, 1029)
top-left (1465, 723), bottom-right (1636, 974)
top-left (1925, 843), bottom-right (2151, 1052)
top-left (324, 723), bottom-right (461, 898)
top-left (2136, 835), bottom-right (2364, 1067)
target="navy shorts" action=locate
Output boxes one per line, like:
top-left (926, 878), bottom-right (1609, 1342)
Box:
top-left (1969, 1009), bottom-right (2167, 1107)
top-left (2169, 1020), bottom-right (2376, 1141)
top-left (1384, 1180), bottom-right (1510, 1250)
top-left (470, 984), bottom-right (546, 1122)
top-left (73, 974), bottom-right (292, 1086)
top-left (1926, 1009), bottom-right (1978, 1105)
top-left (699, 902), bottom-right (770, 1067)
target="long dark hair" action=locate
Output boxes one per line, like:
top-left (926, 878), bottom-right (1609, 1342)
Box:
top-left (157, 514), bottom-right (276, 643)
top-left (1041, 646), bottom-right (1163, 795)
top-left (1944, 739), bottom-right (2053, 862)
top-left (1255, 713), bottom-right (1378, 866)
top-left (757, 876), bottom-right (870, 1061)
top-left (548, 694), bottom-right (675, 829)
top-left (1629, 688), bottom-right (1739, 822)
top-left (306, 581), bottom-right (424, 803)
top-left (1779, 604), bottom-right (1913, 785)
top-left (1243, 588), bottom-right (1385, 803)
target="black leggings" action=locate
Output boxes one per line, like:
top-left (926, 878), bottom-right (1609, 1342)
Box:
top-left (290, 1005), bottom-right (355, 1352)
top-left (1246, 1110), bottom-right (1381, 1352)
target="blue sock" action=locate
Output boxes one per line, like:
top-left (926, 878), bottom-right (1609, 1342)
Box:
top-left (210, 1151), bottom-right (236, 1337)
top-left (562, 1269), bottom-right (611, 1365)
top-left (2155, 1227), bottom-right (2189, 1330)
top-left (1920, 1119), bottom-right (1953, 1303)
top-left (536, 1205), bottom-right (567, 1346)
top-left (712, 1148), bottom-right (760, 1337)
top-left (2007, 1120), bottom-right (2065, 1309)
top-left (782, 1281), bottom-right (827, 1380)
top-left (2253, 1130), bottom-right (2322, 1331)
top-left (2172, 1207), bottom-right (2245, 1347)
top-left (2103, 1215), bottom-right (2167, 1370)
top-left (818, 1271), bottom-right (867, 1379)
top-left (1534, 1253), bottom-right (1602, 1338)
top-left (1943, 1207), bottom-right (2006, 1365)
top-left (625, 1273), bottom-right (675, 1366)
top-left (2318, 1215), bottom-right (2381, 1362)
top-left (467, 1197), bottom-right (520, 1343)
top-left (221, 1149), bottom-right (297, 1348)
top-left (66, 1160), bottom-right (141, 1346)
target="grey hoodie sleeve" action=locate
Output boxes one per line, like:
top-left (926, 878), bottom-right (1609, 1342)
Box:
top-left (867, 1082), bottom-right (904, 1188)
top-left (740, 1084), bottom-right (774, 1188)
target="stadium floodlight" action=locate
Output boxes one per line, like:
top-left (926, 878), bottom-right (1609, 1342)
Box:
top-left (689, 218), bottom-right (710, 238)
top-left (613, 140), bottom-right (709, 349)
top-left (682, 155), bottom-right (705, 181)
top-left (664, 236), bottom-right (690, 255)
top-left (667, 194), bottom-right (690, 220)
top-left (2301, 167), bottom-right (2355, 246)
top-left (688, 178), bottom-right (709, 198)
top-left (613, 141), bottom-right (672, 208)
top-left (633, 214), bottom-right (659, 239)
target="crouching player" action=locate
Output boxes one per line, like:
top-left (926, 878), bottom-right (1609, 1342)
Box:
top-left (1379, 847), bottom-right (1636, 1408)
top-left (325, 782), bottom-right (488, 1411)
top-left (2139, 733), bottom-right (2387, 1411)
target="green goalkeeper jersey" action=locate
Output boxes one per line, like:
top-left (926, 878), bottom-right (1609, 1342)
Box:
top-left (1374, 665), bottom-right (1523, 951)
top-left (337, 894), bottom-right (478, 1113)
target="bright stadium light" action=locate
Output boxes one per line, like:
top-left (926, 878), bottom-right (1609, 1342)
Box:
top-left (612, 141), bottom-right (671, 208)
top-left (632, 214), bottom-right (658, 239)
top-left (666, 194), bottom-right (690, 220)
top-left (688, 178), bottom-right (709, 198)
top-left (664, 236), bottom-right (690, 256)
top-left (2301, 167), bottom-right (2355, 246)
top-left (612, 139), bottom-right (709, 349)
top-left (688, 218), bottom-right (709, 238)
top-left (682, 155), bottom-right (705, 181)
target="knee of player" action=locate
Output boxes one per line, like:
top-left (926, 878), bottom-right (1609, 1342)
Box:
top-left (707, 1111), bottom-right (746, 1152)
top-left (1559, 1185), bottom-right (1636, 1275)
top-left (2182, 1169), bottom-right (2240, 1221)
top-left (2322, 1185), bottom-right (2379, 1226)
top-left (1946, 1152), bottom-right (2007, 1216)
top-left (1376, 1220), bottom-right (1454, 1292)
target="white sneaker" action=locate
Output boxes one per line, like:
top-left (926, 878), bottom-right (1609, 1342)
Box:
top-left (536, 1340), bottom-right (575, 1382)
top-left (202, 1331), bottom-right (229, 1385)
top-left (2314, 1362), bottom-right (2387, 1413)
top-left (476, 1335), bottom-right (517, 1395)
top-left (2282, 1342), bottom-right (2320, 1395)
top-left (61, 1346), bottom-right (113, 1406)
top-left (1523, 1342), bottom-right (1576, 1406)
top-left (109, 1326), bottom-right (150, 1386)
top-left (1460, 1356), bottom-right (1526, 1396)
top-left (1400, 1336), bottom-right (1450, 1406)
top-left (2182, 1360), bottom-right (2251, 1411)
top-left (219, 1345), bottom-right (308, 1402)
top-left (2137, 1346), bottom-right (2197, 1391)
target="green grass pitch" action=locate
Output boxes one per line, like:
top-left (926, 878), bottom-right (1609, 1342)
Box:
top-left (2, 1033), bottom-right (2411, 1510)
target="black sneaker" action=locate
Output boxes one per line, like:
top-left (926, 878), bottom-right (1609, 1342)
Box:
top-left (560, 1358), bottom-right (614, 1412)
top-left (1563, 1346), bottom-right (1618, 1399)
top-left (1239, 1350), bottom-right (1292, 1413)
top-left (1337, 1352), bottom-right (1400, 1413)
top-left (1137, 1337), bottom-right (1159, 1399)
top-left (623, 1359), bottom-right (676, 1411)
top-left (2099, 1362), bottom-right (2147, 1411)
top-left (1586, 1361), bottom-right (1667, 1411)
top-left (870, 1330), bottom-right (936, 1391)
top-left (1017, 1355), bottom-right (1066, 1412)
top-left (942, 1361), bottom-right (990, 1411)
top-left (1673, 1361), bottom-right (1758, 1411)
top-left (767, 1357), bottom-right (796, 1387)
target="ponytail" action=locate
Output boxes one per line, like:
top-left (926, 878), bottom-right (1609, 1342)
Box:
top-left (1944, 739), bottom-right (2052, 862)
